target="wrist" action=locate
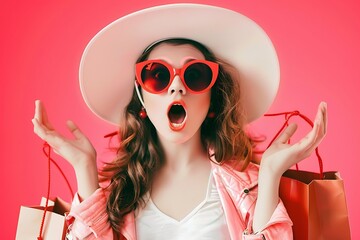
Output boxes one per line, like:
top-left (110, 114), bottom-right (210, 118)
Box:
top-left (259, 157), bottom-right (284, 180)
top-left (73, 156), bottom-right (99, 200)
top-left (72, 155), bottom-right (96, 173)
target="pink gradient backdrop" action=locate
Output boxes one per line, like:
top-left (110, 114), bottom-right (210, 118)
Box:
top-left (1, 0), bottom-right (359, 238)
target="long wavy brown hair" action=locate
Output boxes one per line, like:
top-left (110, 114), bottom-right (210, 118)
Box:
top-left (100, 38), bottom-right (254, 233)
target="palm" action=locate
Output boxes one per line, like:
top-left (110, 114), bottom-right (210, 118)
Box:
top-left (261, 102), bottom-right (327, 176)
top-left (32, 100), bottom-right (96, 168)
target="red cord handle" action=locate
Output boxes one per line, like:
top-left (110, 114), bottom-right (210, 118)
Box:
top-left (37, 142), bottom-right (74, 240)
top-left (264, 110), bottom-right (324, 179)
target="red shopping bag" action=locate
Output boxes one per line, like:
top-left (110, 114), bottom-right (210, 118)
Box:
top-left (265, 110), bottom-right (351, 240)
top-left (280, 169), bottom-right (350, 240)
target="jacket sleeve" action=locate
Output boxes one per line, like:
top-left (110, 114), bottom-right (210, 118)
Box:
top-left (66, 188), bottom-right (114, 239)
top-left (242, 200), bottom-right (293, 240)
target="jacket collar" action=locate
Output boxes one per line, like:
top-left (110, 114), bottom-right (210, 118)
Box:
top-left (211, 161), bottom-right (259, 239)
top-left (120, 212), bottom-right (136, 240)
top-left (211, 161), bottom-right (259, 191)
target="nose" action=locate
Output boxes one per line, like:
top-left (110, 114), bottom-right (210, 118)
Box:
top-left (168, 75), bottom-right (187, 95)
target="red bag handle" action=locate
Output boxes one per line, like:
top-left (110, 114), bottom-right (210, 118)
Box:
top-left (264, 111), bottom-right (324, 179)
top-left (38, 142), bottom-right (74, 240)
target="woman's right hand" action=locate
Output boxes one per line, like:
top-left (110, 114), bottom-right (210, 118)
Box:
top-left (32, 100), bottom-right (96, 168)
top-left (32, 100), bottom-right (99, 199)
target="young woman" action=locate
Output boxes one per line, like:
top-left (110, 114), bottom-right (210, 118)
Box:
top-left (32, 4), bottom-right (327, 240)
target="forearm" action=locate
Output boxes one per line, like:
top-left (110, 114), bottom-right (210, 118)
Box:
top-left (252, 163), bottom-right (281, 232)
top-left (73, 158), bottom-right (99, 201)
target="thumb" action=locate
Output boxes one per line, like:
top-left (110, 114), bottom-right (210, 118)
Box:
top-left (275, 123), bottom-right (298, 144)
top-left (66, 120), bottom-right (86, 140)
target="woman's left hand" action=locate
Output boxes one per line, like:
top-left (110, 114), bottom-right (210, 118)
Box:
top-left (261, 101), bottom-right (327, 177)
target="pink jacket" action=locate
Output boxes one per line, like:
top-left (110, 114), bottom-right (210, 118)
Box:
top-left (66, 162), bottom-right (293, 239)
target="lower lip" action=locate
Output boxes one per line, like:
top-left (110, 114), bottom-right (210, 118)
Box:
top-left (169, 121), bottom-right (186, 131)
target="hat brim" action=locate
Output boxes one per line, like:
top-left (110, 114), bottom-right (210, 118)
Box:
top-left (79, 3), bottom-right (279, 125)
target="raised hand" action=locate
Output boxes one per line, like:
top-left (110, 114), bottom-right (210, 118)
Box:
top-left (32, 100), bottom-right (99, 199)
top-left (261, 101), bottom-right (327, 176)
top-left (32, 100), bottom-right (96, 168)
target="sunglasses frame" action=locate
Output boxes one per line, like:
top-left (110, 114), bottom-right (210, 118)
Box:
top-left (135, 59), bottom-right (219, 94)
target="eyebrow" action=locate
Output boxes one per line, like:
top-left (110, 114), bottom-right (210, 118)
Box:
top-left (151, 56), bottom-right (201, 67)
top-left (182, 57), bottom-right (198, 65)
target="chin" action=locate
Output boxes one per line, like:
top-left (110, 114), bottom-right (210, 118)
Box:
top-left (158, 126), bottom-right (201, 145)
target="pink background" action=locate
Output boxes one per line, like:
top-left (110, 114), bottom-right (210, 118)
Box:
top-left (1, 0), bottom-right (359, 238)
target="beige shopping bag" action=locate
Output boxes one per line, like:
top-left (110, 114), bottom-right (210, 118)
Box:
top-left (16, 197), bottom-right (70, 240)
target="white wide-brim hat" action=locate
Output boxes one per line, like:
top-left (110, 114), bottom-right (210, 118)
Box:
top-left (79, 3), bottom-right (280, 125)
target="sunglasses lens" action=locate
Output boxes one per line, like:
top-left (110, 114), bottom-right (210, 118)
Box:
top-left (141, 62), bottom-right (170, 92)
top-left (184, 63), bottom-right (213, 91)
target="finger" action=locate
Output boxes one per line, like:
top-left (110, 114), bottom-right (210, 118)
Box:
top-left (34, 100), bottom-right (54, 129)
top-left (34, 100), bottom-right (42, 122)
top-left (295, 104), bottom-right (327, 155)
top-left (32, 118), bottom-right (47, 140)
top-left (320, 101), bottom-right (327, 135)
top-left (275, 123), bottom-right (298, 144)
top-left (314, 102), bottom-right (323, 127)
top-left (310, 102), bottom-right (327, 146)
top-left (40, 102), bottom-right (54, 129)
top-left (66, 120), bottom-right (87, 140)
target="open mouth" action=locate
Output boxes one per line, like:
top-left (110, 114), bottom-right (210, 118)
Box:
top-left (167, 102), bottom-right (187, 131)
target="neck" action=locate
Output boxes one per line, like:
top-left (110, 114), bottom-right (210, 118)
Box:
top-left (157, 130), bottom-right (209, 172)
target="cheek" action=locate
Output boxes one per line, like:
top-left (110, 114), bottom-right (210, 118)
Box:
top-left (142, 93), bottom-right (167, 124)
top-left (188, 95), bottom-right (211, 122)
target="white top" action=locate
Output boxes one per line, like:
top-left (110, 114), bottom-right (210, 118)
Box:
top-left (135, 172), bottom-right (231, 240)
